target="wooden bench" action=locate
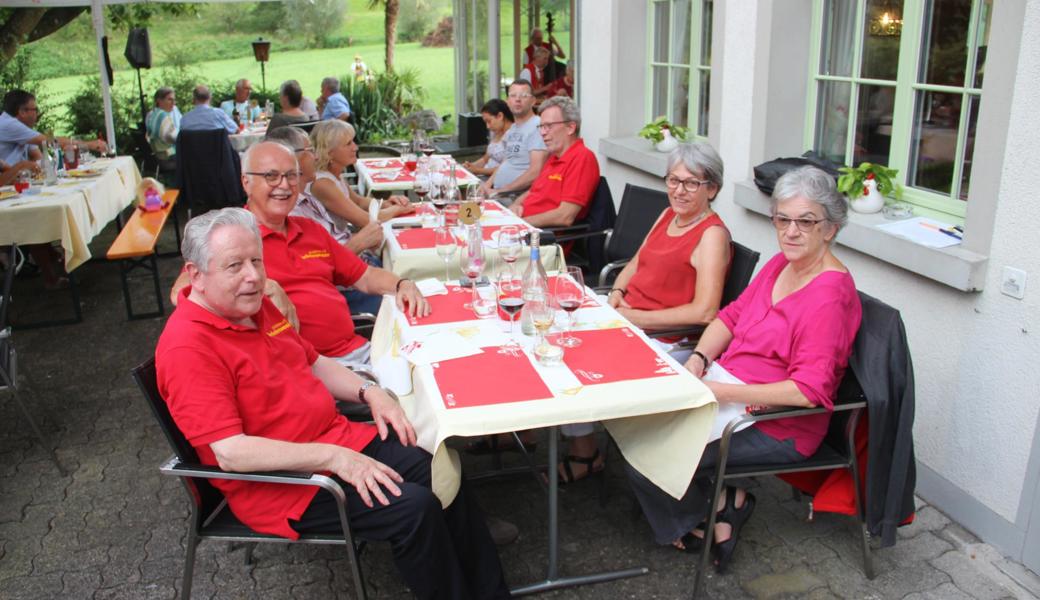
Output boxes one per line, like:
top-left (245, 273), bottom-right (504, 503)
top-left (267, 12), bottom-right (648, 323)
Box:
top-left (107, 189), bottom-right (180, 320)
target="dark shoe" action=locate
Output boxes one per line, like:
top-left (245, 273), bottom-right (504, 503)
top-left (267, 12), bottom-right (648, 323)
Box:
top-left (713, 487), bottom-right (756, 574)
top-left (486, 516), bottom-right (519, 546)
top-left (678, 528), bottom-right (706, 553)
top-left (555, 448), bottom-right (605, 485)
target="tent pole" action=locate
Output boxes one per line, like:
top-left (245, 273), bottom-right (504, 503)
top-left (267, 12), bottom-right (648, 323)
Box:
top-left (91, 0), bottom-right (117, 153)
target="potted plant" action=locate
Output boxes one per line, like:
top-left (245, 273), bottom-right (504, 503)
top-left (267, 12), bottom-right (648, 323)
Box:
top-left (638, 116), bottom-right (689, 153)
top-left (836, 162), bottom-right (902, 214)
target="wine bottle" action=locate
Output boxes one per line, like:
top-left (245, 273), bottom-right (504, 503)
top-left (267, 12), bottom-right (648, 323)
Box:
top-left (520, 230), bottom-right (548, 335)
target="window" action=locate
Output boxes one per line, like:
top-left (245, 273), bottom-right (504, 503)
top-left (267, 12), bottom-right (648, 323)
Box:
top-left (807, 0), bottom-right (992, 218)
top-left (647, 0), bottom-right (713, 138)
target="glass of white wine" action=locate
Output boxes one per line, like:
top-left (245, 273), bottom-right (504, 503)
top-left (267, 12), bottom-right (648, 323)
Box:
top-left (528, 292), bottom-right (563, 365)
top-left (435, 226), bottom-right (458, 282)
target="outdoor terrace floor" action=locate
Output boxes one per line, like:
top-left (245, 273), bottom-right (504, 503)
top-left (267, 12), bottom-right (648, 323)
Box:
top-left (1, 209), bottom-right (1038, 599)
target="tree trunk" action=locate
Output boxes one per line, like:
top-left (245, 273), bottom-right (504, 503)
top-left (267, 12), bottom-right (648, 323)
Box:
top-left (384, 0), bottom-right (399, 72)
top-left (28, 8), bottom-right (87, 43)
top-left (0, 8), bottom-right (46, 66)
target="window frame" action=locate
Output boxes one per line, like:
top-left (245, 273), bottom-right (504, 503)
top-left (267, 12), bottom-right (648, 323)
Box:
top-left (646, 0), bottom-right (712, 140)
top-left (804, 0), bottom-right (989, 221)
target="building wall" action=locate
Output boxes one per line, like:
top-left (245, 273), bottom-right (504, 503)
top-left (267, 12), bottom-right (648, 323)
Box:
top-left (578, 0), bottom-right (1040, 563)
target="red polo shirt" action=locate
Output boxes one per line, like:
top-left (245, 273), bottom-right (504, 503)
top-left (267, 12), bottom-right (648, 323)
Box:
top-left (256, 214), bottom-right (369, 357)
top-left (156, 291), bottom-right (377, 539)
top-left (522, 138), bottom-right (600, 221)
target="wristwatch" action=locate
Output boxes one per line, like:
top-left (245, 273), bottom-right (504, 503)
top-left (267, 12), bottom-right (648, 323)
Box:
top-left (357, 381), bottom-right (378, 404)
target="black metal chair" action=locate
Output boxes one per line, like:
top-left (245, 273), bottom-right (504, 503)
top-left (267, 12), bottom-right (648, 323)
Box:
top-left (549, 176), bottom-right (616, 277)
top-left (691, 354), bottom-right (874, 597)
top-left (594, 184), bottom-right (673, 288)
top-left (131, 358), bottom-right (368, 600)
top-left (0, 244), bottom-right (64, 473)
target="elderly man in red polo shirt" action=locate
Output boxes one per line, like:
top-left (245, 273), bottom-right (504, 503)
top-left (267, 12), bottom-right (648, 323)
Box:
top-left (172, 141), bottom-right (429, 369)
top-left (157, 207), bottom-right (510, 599)
top-left (508, 96), bottom-right (600, 228)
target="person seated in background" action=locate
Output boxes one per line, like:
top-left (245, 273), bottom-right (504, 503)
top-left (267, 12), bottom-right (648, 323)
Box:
top-left (319, 77), bottom-right (352, 122)
top-left (179, 85), bottom-right (237, 134)
top-left (553, 143), bottom-right (732, 484)
top-left (171, 141), bottom-right (428, 370)
top-left (524, 27), bottom-right (566, 63)
top-left (544, 61), bottom-right (575, 98)
top-left (266, 125), bottom-right (385, 316)
top-left (145, 87), bottom-right (181, 171)
top-left (461, 98), bottom-right (514, 177)
top-left (219, 78), bottom-right (260, 122)
top-left (266, 80), bottom-right (312, 134)
top-left (0, 159), bottom-right (39, 186)
top-left (627, 166), bottom-right (861, 573)
top-left (508, 96), bottom-right (599, 228)
top-left (157, 207), bottom-right (510, 600)
top-left (518, 47), bottom-right (552, 97)
top-left (479, 80), bottom-right (547, 198)
top-left (300, 95), bottom-right (320, 121)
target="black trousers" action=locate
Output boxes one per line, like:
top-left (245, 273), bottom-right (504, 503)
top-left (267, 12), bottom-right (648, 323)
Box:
top-left (292, 434), bottom-right (510, 600)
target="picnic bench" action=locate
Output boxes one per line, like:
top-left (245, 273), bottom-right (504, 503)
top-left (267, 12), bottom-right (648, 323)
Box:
top-left (107, 189), bottom-right (180, 320)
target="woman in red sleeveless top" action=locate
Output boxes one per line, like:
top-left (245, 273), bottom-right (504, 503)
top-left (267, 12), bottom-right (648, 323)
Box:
top-left (555, 143), bottom-right (731, 483)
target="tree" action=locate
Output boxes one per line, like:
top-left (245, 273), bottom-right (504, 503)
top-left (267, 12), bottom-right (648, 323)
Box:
top-left (368, 0), bottom-right (401, 72)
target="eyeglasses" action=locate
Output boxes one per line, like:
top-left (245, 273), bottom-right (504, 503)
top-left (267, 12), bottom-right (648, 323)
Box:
top-left (664, 175), bottom-right (711, 193)
top-left (508, 93), bottom-right (532, 99)
top-left (295, 146), bottom-right (315, 156)
top-left (245, 170), bottom-right (300, 186)
top-left (770, 215), bottom-right (826, 232)
top-left (537, 120), bottom-right (572, 132)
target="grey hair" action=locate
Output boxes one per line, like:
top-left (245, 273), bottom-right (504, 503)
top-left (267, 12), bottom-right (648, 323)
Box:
top-left (181, 208), bottom-right (261, 272)
top-left (242, 140), bottom-right (299, 174)
top-left (667, 142), bottom-right (724, 201)
top-left (235, 78), bottom-right (250, 92)
top-left (265, 125), bottom-right (309, 150)
top-left (192, 85), bottom-right (211, 104)
top-left (153, 87), bottom-right (174, 104)
top-left (539, 96), bottom-right (581, 132)
top-left (771, 166), bottom-right (849, 232)
top-left (321, 76), bottom-right (340, 93)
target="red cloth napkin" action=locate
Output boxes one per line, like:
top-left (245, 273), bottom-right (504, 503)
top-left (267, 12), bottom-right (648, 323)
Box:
top-left (433, 345), bottom-right (552, 408)
top-left (408, 286), bottom-right (479, 326)
top-left (561, 327), bottom-right (680, 385)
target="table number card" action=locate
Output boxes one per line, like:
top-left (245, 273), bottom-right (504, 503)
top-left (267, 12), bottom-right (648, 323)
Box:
top-left (459, 201), bottom-right (481, 225)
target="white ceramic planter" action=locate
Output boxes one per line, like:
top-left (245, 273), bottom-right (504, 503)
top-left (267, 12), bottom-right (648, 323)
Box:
top-left (655, 129), bottom-right (679, 153)
top-left (849, 178), bottom-right (885, 214)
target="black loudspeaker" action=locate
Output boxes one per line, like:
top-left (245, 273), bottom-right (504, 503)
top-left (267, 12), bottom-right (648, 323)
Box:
top-left (124, 28), bottom-right (152, 69)
top-left (458, 113), bottom-right (488, 148)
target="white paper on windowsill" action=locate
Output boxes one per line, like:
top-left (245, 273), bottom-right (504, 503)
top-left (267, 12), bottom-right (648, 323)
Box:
top-left (875, 216), bottom-right (961, 249)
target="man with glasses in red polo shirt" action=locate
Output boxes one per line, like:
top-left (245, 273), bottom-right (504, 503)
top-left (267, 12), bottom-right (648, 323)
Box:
top-left (508, 96), bottom-right (599, 228)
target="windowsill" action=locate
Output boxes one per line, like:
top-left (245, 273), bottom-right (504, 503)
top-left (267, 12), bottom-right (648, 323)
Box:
top-left (733, 181), bottom-right (988, 292)
top-left (599, 136), bottom-right (670, 177)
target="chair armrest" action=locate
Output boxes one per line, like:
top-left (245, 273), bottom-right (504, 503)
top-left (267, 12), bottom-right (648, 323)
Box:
top-left (160, 456), bottom-right (347, 499)
top-left (352, 313), bottom-right (377, 325)
top-left (597, 258), bottom-right (629, 288)
top-left (555, 228), bottom-right (609, 244)
top-left (646, 324), bottom-right (707, 340)
top-left (544, 222), bottom-right (591, 236)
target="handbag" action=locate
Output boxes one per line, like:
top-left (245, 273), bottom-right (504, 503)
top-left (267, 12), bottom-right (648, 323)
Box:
top-left (753, 151), bottom-right (843, 196)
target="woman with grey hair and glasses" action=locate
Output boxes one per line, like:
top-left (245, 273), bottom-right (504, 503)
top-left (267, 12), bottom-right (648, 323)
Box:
top-left (626, 166), bottom-right (861, 574)
top-left (555, 142), bottom-right (732, 485)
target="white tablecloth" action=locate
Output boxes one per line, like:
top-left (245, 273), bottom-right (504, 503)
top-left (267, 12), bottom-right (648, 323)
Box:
top-left (0, 157), bottom-right (141, 271)
top-left (229, 124), bottom-right (268, 152)
top-left (356, 155), bottom-right (481, 194)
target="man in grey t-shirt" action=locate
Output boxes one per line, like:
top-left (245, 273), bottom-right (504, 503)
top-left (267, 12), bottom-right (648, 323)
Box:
top-left (481, 80), bottom-right (547, 197)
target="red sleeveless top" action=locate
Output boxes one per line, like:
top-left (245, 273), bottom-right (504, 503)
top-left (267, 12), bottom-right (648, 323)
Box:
top-left (625, 209), bottom-right (728, 315)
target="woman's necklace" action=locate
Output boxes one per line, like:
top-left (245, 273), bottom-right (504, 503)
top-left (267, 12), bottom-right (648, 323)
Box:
top-left (674, 208), bottom-right (710, 229)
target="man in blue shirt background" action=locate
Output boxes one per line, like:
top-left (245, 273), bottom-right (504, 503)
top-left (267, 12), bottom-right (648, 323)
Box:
top-left (0, 89), bottom-right (107, 166)
top-left (180, 85), bottom-right (238, 133)
top-left (319, 77), bottom-right (351, 122)
top-left (219, 79), bottom-right (261, 122)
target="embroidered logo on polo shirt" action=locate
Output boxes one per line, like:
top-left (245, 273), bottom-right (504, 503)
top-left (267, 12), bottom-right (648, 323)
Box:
top-left (300, 249), bottom-right (331, 260)
top-left (547, 174), bottom-right (563, 181)
top-left (266, 319), bottom-right (292, 337)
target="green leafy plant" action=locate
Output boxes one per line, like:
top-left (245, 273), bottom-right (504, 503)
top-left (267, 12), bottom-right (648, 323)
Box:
top-left (342, 69), bottom-right (427, 143)
top-left (638, 116), bottom-right (689, 145)
top-left (836, 162), bottom-right (902, 199)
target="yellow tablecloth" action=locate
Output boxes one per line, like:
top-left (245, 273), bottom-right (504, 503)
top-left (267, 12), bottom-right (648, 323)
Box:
top-left (0, 157), bottom-right (141, 271)
top-left (370, 289), bottom-right (718, 507)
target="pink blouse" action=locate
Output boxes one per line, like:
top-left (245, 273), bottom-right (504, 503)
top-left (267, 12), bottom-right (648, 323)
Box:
top-left (716, 253), bottom-right (861, 456)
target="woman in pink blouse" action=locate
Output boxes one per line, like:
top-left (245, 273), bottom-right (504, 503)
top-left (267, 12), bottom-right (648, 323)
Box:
top-left (626, 166), bottom-right (862, 574)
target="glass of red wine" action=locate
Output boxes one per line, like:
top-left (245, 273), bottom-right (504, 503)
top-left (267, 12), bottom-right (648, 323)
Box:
top-left (13, 170), bottom-right (31, 194)
top-left (497, 271), bottom-right (524, 347)
top-left (554, 266), bottom-right (585, 347)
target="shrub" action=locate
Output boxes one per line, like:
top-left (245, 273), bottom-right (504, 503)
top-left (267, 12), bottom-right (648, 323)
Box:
top-left (342, 69), bottom-right (427, 143)
top-left (65, 76), bottom-right (137, 151)
top-left (1, 49), bottom-right (60, 135)
top-left (422, 16), bottom-right (454, 47)
top-left (399, 0), bottom-right (436, 43)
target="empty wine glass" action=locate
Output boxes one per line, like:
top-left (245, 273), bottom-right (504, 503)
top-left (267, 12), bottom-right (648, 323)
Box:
top-left (459, 232), bottom-right (485, 309)
top-left (554, 266), bottom-right (585, 348)
top-left (435, 226), bottom-right (457, 282)
top-left (497, 225), bottom-right (522, 278)
top-left (528, 292), bottom-right (563, 365)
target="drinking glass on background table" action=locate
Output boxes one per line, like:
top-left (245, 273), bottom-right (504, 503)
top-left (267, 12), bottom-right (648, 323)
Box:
top-left (472, 280), bottom-right (497, 318)
top-left (528, 293), bottom-right (563, 365)
top-left (459, 233), bottom-right (485, 309)
top-left (62, 144), bottom-right (78, 170)
top-left (403, 152), bottom-right (418, 172)
top-left (435, 226), bottom-right (457, 282)
top-left (497, 272), bottom-right (524, 347)
top-left (497, 225), bottom-right (522, 278)
top-left (554, 266), bottom-right (586, 348)
top-left (429, 177), bottom-right (447, 223)
top-left (13, 170), bottom-right (31, 194)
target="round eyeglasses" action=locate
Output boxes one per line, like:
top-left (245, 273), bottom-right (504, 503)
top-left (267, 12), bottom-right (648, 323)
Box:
top-left (245, 170), bottom-right (301, 186)
top-left (664, 175), bottom-right (711, 193)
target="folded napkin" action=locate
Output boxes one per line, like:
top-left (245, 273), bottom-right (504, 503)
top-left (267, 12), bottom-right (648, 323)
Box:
top-left (399, 329), bottom-right (483, 366)
top-left (415, 278), bottom-right (448, 296)
top-left (373, 352), bottom-right (413, 396)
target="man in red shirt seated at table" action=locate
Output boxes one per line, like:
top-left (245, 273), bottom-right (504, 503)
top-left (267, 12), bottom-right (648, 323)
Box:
top-left (172, 141), bottom-right (429, 368)
top-left (508, 96), bottom-right (600, 229)
top-left (157, 207), bottom-right (510, 599)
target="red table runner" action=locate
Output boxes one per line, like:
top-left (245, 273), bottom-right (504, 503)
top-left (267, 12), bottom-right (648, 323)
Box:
top-left (395, 225), bottom-right (523, 250)
top-left (408, 286), bottom-right (479, 326)
top-left (561, 327), bottom-right (680, 385)
top-left (433, 345), bottom-right (552, 408)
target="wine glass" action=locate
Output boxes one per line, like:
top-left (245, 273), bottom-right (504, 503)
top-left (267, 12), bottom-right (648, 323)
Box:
top-left (434, 226), bottom-right (457, 282)
top-left (429, 177), bottom-right (446, 224)
top-left (497, 271), bottom-right (524, 347)
top-left (554, 266), bottom-right (585, 348)
top-left (528, 292), bottom-right (563, 365)
top-left (13, 170), bottom-right (31, 194)
top-left (497, 225), bottom-right (522, 278)
top-left (459, 234), bottom-right (485, 309)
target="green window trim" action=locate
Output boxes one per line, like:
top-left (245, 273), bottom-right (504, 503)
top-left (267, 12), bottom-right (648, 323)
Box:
top-left (646, 0), bottom-right (712, 140)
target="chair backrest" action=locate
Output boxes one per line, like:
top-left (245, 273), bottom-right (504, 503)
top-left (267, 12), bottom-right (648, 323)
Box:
top-left (295, 120), bottom-right (321, 133)
top-left (720, 241), bottom-right (760, 308)
top-left (175, 129), bottom-right (246, 214)
top-left (132, 358), bottom-right (226, 516)
top-left (582, 177), bottom-right (617, 272)
top-left (606, 183), bottom-right (672, 264)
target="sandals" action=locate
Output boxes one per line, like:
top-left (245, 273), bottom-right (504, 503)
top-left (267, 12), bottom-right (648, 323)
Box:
top-left (555, 448), bottom-right (605, 484)
top-left (465, 434), bottom-right (538, 456)
top-left (712, 486), bottom-right (756, 574)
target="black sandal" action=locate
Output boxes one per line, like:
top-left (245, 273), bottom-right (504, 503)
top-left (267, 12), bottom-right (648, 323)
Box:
top-left (556, 448), bottom-right (605, 484)
top-left (712, 486), bottom-right (756, 574)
